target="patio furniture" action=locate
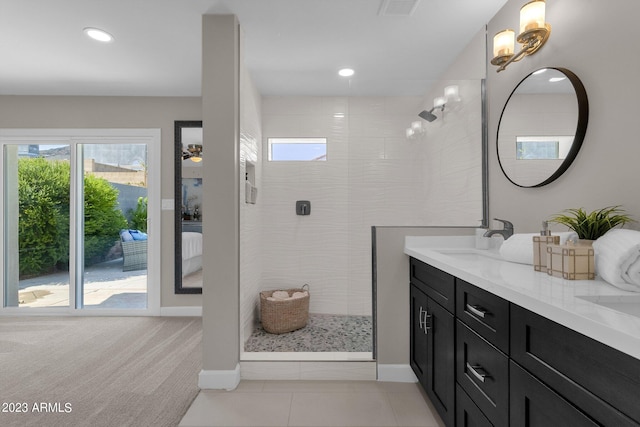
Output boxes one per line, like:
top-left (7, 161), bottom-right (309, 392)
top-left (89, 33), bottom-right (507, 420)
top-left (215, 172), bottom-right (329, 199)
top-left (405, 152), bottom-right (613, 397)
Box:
top-left (120, 230), bottom-right (148, 272)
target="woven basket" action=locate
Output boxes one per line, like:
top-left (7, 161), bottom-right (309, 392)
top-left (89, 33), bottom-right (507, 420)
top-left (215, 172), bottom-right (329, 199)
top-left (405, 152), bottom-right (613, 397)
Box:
top-left (260, 285), bottom-right (310, 334)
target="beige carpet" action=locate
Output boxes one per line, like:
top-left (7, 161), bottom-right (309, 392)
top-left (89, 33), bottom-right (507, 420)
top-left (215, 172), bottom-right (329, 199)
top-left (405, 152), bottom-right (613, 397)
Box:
top-left (0, 316), bottom-right (201, 427)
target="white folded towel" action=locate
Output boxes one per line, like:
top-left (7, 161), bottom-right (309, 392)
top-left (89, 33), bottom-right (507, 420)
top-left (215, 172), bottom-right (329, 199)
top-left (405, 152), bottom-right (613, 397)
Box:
top-left (271, 290), bottom-right (290, 300)
top-left (499, 232), bottom-right (578, 265)
top-left (291, 291), bottom-right (308, 299)
top-left (593, 229), bottom-right (640, 291)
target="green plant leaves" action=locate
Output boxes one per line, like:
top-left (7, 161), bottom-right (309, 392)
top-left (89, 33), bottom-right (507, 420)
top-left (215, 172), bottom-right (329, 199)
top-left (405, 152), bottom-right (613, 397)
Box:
top-left (549, 205), bottom-right (634, 240)
top-left (18, 158), bottom-right (128, 277)
top-left (129, 196), bottom-right (148, 232)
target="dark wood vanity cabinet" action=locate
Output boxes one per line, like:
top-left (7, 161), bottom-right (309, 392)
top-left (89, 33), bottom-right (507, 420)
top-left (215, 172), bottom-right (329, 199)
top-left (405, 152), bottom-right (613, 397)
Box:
top-left (410, 257), bottom-right (456, 312)
top-left (455, 279), bottom-right (510, 427)
top-left (456, 321), bottom-right (508, 427)
top-left (410, 284), bottom-right (429, 385)
top-left (456, 384), bottom-right (493, 427)
top-left (510, 305), bottom-right (640, 427)
top-left (456, 279), bottom-right (509, 354)
top-left (410, 258), bottom-right (455, 427)
top-left (409, 257), bottom-right (640, 427)
top-left (509, 361), bottom-right (602, 426)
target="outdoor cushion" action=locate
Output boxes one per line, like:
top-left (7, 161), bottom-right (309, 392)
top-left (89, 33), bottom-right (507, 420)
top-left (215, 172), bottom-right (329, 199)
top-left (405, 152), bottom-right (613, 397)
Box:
top-left (130, 230), bottom-right (148, 241)
top-left (120, 230), bottom-right (134, 242)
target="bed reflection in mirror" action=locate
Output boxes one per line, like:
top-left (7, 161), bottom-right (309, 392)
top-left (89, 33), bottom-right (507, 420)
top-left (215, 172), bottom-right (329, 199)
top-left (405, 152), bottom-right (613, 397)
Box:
top-left (174, 121), bottom-right (203, 293)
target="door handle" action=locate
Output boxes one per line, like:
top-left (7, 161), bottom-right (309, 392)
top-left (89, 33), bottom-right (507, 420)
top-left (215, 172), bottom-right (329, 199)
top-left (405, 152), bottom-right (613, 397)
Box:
top-left (466, 303), bottom-right (490, 319)
top-left (466, 362), bottom-right (490, 383)
top-left (418, 307), bottom-right (431, 334)
top-left (424, 313), bottom-right (432, 334)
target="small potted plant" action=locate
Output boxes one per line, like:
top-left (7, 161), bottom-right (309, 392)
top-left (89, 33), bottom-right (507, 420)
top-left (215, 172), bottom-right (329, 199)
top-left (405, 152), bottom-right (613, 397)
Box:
top-left (549, 205), bottom-right (634, 243)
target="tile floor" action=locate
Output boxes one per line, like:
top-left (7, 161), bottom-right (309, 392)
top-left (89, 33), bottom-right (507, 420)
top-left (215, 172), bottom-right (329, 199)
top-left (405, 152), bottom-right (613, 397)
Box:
top-left (179, 380), bottom-right (445, 427)
top-left (244, 314), bottom-right (373, 353)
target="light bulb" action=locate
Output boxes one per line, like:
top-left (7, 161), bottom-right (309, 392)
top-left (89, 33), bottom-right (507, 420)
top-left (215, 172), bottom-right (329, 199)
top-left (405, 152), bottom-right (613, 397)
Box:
top-left (519, 0), bottom-right (546, 34)
top-left (84, 27), bottom-right (114, 43)
top-left (493, 29), bottom-right (515, 58)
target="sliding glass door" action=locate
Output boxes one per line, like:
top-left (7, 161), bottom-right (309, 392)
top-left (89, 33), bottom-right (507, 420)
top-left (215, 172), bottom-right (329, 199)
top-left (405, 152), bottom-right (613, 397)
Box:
top-left (3, 143), bottom-right (71, 308)
top-left (1, 130), bottom-right (160, 314)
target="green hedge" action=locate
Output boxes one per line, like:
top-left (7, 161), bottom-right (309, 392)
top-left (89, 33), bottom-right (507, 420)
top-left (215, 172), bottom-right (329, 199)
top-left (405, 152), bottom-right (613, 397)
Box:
top-left (129, 196), bottom-right (148, 232)
top-left (18, 158), bottom-right (128, 277)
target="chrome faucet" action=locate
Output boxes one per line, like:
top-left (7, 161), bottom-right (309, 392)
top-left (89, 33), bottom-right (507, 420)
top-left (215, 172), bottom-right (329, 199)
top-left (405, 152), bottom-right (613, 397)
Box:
top-left (483, 218), bottom-right (514, 240)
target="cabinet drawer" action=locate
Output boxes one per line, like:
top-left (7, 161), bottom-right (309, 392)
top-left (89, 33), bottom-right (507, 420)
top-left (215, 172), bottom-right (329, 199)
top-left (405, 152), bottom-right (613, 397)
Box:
top-left (410, 257), bottom-right (455, 313)
top-left (510, 361), bottom-right (600, 426)
top-left (456, 320), bottom-right (508, 427)
top-left (456, 384), bottom-right (493, 427)
top-left (511, 305), bottom-right (640, 426)
top-left (456, 279), bottom-right (509, 354)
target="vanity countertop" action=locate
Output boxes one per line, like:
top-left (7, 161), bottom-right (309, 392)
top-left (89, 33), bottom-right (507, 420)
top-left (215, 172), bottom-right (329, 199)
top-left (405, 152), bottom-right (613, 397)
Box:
top-left (404, 235), bottom-right (640, 360)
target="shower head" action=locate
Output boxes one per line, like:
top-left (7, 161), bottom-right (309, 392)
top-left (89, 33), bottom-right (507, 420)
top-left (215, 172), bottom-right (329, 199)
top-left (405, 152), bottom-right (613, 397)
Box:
top-left (418, 104), bottom-right (445, 123)
top-left (418, 108), bottom-right (438, 122)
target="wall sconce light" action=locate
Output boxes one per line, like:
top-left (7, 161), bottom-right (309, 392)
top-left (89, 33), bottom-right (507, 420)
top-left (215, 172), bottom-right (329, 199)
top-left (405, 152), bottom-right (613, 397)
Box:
top-left (406, 120), bottom-right (426, 139)
top-left (444, 85), bottom-right (460, 102)
top-left (433, 96), bottom-right (447, 109)
top-left (491, 0), bottom-right (551, 72)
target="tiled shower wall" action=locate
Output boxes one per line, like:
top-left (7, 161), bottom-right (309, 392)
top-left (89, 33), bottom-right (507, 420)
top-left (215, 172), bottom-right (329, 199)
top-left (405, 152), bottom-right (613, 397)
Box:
top-left (258, 87), bottom-right (483, 317)
top-left (240, 64), bottom-right (263, 344)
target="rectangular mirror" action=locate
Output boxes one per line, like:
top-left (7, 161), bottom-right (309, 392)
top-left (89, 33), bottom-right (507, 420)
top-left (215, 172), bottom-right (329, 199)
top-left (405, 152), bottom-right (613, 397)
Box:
top-left (174, 121), bottom-right (203, 294)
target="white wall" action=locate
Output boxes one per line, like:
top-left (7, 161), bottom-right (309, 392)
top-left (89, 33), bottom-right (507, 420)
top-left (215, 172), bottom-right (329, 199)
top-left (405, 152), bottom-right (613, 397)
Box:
top-left (0, 95), bottom-right (203, 309)
top-left (239, 33), bottom-right (263, 344)
top-left (200, 14), bottom-right (240, 384)
top-left (260, 96), bottom-right (419, 316)
top-left (258, 91), bottom-right (483, 319)
top-left (487, 0), bottom-right (640, 232)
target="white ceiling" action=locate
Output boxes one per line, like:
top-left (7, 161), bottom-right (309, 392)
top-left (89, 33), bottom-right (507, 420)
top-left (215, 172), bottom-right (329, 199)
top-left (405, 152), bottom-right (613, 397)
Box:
top-left (0, 0), bottom-right (508, 97)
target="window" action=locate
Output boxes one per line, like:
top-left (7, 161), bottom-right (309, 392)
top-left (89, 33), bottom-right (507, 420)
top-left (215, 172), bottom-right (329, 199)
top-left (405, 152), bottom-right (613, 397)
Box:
top-left (516, 136), bottom-right (572, 160)
top-left (267, 138), bottom-right (327, 161)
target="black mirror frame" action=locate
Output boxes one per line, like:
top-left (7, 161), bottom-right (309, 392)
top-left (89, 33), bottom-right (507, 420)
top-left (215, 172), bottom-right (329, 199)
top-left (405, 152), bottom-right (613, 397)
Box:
top-left (174, 120), bottom-right (203, 294)
top-left (496, 67), bottom-right (589, 188)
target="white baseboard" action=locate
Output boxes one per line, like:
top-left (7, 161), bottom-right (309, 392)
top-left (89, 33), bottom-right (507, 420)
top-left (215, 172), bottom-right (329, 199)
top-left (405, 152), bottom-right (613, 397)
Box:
top-left (160, 306), bottom-right (202, 317)
top-left (198, 364), bottom-right (241, 390)
top-left (377, 364), bottom-right (418, 383)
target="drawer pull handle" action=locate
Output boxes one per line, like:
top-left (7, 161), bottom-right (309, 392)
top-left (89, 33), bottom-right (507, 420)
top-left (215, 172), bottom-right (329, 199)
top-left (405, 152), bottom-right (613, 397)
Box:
top-left (466, 303), bottom-right (490, 319)
top-left (466, 362), bottom-right (490, 383)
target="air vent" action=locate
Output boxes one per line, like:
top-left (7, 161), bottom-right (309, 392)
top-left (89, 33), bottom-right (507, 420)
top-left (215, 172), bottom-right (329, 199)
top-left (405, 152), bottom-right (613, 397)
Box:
top-left (378, 0), bottom-right (420, 16)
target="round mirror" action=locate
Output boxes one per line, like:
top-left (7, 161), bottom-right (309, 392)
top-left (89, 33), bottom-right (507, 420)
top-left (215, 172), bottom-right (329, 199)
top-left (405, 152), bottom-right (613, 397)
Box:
top-left (497, 67), bottom-right (589, 187)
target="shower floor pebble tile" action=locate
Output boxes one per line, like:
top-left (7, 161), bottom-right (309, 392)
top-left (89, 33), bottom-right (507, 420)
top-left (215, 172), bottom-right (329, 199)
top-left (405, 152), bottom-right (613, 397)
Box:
top-left (244, 314), bottom-right (373, 353)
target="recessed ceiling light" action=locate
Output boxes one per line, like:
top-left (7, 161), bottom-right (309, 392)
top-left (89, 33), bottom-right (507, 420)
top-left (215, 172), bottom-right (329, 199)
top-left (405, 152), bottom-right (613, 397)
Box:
top-left (84, 27), bottom-right (114, 43)
top-left (338, 68), bottom-right (355, 77)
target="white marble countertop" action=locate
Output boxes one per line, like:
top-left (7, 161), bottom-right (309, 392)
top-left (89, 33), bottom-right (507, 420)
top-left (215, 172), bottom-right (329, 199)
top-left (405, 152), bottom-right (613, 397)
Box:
top-left (404, 235), bottom-right (640, 360)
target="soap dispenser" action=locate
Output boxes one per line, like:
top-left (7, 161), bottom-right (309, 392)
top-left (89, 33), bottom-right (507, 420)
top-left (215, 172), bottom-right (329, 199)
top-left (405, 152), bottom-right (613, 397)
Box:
top-left (532, 221), bottom-right (560, 271)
